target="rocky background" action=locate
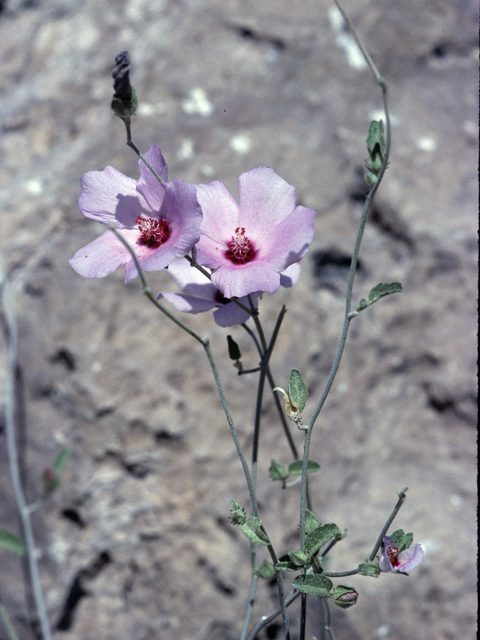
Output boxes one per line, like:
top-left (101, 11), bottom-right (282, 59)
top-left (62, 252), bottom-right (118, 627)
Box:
top-left (0, 0), bottom-right (477, 639)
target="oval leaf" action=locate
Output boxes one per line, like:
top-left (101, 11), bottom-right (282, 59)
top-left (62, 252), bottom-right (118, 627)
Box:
top-left (288, 460), bottom-right (320, 476)
top-left (288, 369), bottom-right (308, 414)
top-left (369, 282), bottom-right (403, 303)
top-left (356, 282), bottom-right (403, 312)
top-left (289, 550), bottom-right (309, 567)
top-left (357, 559), bottom-right (381, 578)
top-left (254, 559), bottom-right (276, 580)
top-left (239, 517), bottom-right (270, 546)
top-left (293, 574), bottom-right (333, 597)
top-left (305, 523), bottom-right (339, 556)
top-left (276, 560), bottom-right (301, 572)
top-left (304, 509), bottom-right (320, 536)
top-left (0, 529), bottom-right (25, 555)
top-left (269, 459), bottom-right (287, 481)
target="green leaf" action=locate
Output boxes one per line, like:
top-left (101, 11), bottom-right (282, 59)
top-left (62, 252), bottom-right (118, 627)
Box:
top-left (52, 447), bottom-right (71, 475)
top-left (356, 297), bottom-right (369, 311)
top-left (288, 369), bottom-right (308, 414)
top-left (288, 550), bottom-right (309, 567)
top-left (304, 509), bottom-right (320, 536)
top-left (356, 282), bottom-right (403, 312)
top-left (253, 559), bottom-right (276, 580)
top-left (293, 574), bottom-right (333, 597)
top-left (357, 559), bottom-right (381, 578)
top-left (368, 282), bottom-right (403, 303)
top-left (305, 523), bottom-right (339, 556)
top-left (269, 458), bottom-right (287, 481)
top-left (391, 529), bottom-right (414, 553)
top-left (276, 560), bottom-right (301, 572)
top-left (287, 460), bottom-right (320, 476)
top-left (239, 517), bottom-right (270, 546)
top-left (0, 529), bottom-right (25, 555)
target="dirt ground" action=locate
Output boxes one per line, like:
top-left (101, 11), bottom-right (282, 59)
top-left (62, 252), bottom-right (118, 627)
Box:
top-left (0, 1), bottom-right (477, 639)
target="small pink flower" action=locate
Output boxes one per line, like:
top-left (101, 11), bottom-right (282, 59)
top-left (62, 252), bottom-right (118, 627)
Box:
top-left (69, 145), bottom-right (202, 282)
top-left (194, 167), bottom-right (317, 298)
top-left (158, 260), bottom-right (300, 327)
top-left (379, 536), bottom-right (424, 573)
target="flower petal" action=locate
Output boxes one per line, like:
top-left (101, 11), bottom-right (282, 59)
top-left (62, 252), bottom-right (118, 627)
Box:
top-left (164, 259), bottom-right (217, 298)
top-left (195, 181), bottom-right (240, 267)
top-left (260, 205), bottom-right (317, 269)
top-left (79, 166), bottom-right (149, 228)
top-left (398, 544), bottom-right (424, 572)
top-left (126, 242), bottom-right (177, 281)
top-left (163, 180), bottom-right (203, 256)
top-left (69, 229), bottom-right (133, 278)
top-left (238, 167), bottom-right (297, 235)
top-left (136, 145), bottom-right (169, 212)
top-left (379, 536), bottom-right (394, 572)
top-left (211, 261), bottom-right (280, 298)
top-left (213, 301), bottom-right (252, 327)
top-left (158, 291), bottom-right (217, 314)
top-left (280, 263), bottom-right (301, 288)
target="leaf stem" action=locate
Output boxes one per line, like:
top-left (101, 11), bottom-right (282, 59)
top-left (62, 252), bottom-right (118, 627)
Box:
top-left (0, 599), bottom-right (21, 640)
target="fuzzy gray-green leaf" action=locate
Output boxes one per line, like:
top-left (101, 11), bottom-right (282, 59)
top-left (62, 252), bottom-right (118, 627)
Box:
top-left (305, 523), bottom-right (339, 556)
top-left (357, 559), bottom-right (381, 578)
top-left (239, 517), bottom-right (270, 546)
top-left (293, 574), bottom-right (333, 597)
top-left (288, 369), bottom-right (308, 413)
top-left (287, 460), bottom-right (320, 477)
top-left (368, 282), bottom-right (403, 304)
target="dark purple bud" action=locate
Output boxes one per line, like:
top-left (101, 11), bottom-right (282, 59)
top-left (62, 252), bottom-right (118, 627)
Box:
top-left (111, 52), bottom-right (138, 118)
top-left (112, 51), bottom-right (132, 100)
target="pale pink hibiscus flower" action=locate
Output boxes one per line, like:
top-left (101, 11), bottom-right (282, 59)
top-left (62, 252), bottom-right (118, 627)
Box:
top-left (158, 259), bottom-right (300, 327)
top-left (69, 146), bottom-right (202, 282)
top-left (379, 536), bottom-right (424, 573)
top-left (194, 167), bottom-right (317, 298)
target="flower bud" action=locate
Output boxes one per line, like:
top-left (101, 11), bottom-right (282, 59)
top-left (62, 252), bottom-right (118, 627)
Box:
top-left (42, 467), bottom-right (60, 495)
top-left (229, 500), bottom-right (247, 525)
top-left (332, 585), bottom-right (359, 608)
top-left (111, 51), bottom-right (138, 118)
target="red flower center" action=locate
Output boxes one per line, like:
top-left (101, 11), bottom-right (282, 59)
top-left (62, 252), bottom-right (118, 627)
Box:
top-left (387, 546), bottom-right (401, 567)
top-left (225, 227), bottom-right (257, 265)
top-left (136, 216), bottom-right (171, 248)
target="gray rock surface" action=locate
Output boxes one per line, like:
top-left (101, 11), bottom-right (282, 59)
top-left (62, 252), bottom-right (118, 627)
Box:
top-left (0, 0), bottom-right (477, 639)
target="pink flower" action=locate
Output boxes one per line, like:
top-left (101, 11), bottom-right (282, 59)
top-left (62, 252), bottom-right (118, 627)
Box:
top-left (158, 259), bottom-right (257, 327)
top-left (69, 145), bottom-right (202, 282)
top-left (158, 260), bottom-right (300, 327)
top-left (194, 167), bottom-right (317, 298)
top-left (379, 536), bottom-right (424, 573)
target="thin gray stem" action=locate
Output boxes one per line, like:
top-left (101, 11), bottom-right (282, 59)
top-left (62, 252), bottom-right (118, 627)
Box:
top-left (122, 117), bottom-right (166, 185)
top-left (1, 256), bottom-right (53, 640)
top-left (298, 1), bottom-right (392, 637)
